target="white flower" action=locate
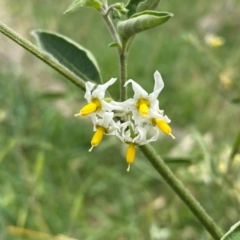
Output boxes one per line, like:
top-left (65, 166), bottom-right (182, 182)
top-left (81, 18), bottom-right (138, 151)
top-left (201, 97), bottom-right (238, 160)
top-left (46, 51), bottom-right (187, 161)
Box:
top-left (123, 71), bottom-right (164, 118)
top-left (149, 110), bottom-right (175, 139)
top-left (75, 78), bottom-right (120, 117)
top-left (116, 121), bottom-right (159, 171)
top-left (89, 112), bottom-right (119, 152)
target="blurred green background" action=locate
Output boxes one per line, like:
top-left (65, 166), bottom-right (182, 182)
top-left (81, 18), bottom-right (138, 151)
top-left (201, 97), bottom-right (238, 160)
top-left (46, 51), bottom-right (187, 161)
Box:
top-left (0, 0), bottom-right (240, 239)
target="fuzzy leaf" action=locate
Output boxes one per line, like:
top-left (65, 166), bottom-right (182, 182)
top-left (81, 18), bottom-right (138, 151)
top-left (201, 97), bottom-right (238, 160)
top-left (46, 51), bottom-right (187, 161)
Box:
top-left (108, 42), bottom-right (121, 48)
top-left (64, 0), bottom-right (102, 14)
top-left (126, 0), bottom-right (145, 17)
top-left (137, 0), bottom-right (160, 13)
top-left (117, 11), bottom-right (173, 40)
top-left (126, 0), bottom-right (160, 17)
top-left (32, 30), bottom-right (101, 83)
top-left (221, 221), bottom-right (240, 240)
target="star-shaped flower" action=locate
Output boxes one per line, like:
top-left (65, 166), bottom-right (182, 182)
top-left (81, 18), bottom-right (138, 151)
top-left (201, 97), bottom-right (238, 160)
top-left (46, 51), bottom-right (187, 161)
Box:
top-left (123, 71), bottom-right (164, 118)
top-left (116, 122), bottom-right (159, 171)
top-left (89, 112), bottom-right (120, 152)
top-left (75, 78), bottom-right (120, 117)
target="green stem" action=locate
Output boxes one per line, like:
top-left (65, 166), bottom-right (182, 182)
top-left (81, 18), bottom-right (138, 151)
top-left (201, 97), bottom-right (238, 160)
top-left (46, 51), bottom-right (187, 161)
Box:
top-left (101, 8), bottom-right (128, 101)
top-left (0, 21), bottom-right (86, 91)
top-left (119, 44), bottom-right (128, 101)
top-left (140, 144), bottom-right (223, 240)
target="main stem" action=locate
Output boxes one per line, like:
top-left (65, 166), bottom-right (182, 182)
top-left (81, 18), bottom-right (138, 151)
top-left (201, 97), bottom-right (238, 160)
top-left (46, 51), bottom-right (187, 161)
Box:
top-left (101, 10), bottom-right (128, 101)
top-left (103, 13), bottom-right (223, 240)
top-left (140, 144), bottom-right (223, 239)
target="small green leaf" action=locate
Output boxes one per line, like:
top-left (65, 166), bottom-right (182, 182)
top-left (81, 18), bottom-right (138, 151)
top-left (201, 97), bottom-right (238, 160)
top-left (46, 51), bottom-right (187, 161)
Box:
top-left (113, 3), bottom-right (129, 15)
top-left (108, 42), bottom-right (121, 48)
top-left (32, 30), bottom-right (102, 83)
top-left (221, 221), bottom-right (240, 240)
top-left (126, 0), bottom-right (145, 18)
top-left (126, 0), bottom-right (160, 18)
top-left (64, 0), bottom-right (102, 14)
top-left (117, 11), bottom-right (173, 40)
top-left (137, 0), bottom-right (160, 13)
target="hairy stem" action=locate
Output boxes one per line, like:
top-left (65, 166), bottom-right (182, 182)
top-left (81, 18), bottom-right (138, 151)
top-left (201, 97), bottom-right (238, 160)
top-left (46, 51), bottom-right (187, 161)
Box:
top-left (119, 43), bottom-right (128, 101)
top-left (140, 144), bottom-right (223, 240)
top-left (0, 21), bottom-right (86, 91)
top-left (101, 9), bottom-right (128, 101)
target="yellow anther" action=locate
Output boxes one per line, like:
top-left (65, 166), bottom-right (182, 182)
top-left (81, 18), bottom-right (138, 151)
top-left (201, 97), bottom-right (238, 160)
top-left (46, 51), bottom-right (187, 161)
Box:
top-left (89, 126), bottom-right (106, 152)
top-left (75, 98), bottom-right (101, 117)
top-left (154, 119), bottom-right (175, 139)
top-left (136, 98), bottom-right (150, 117)
top-left (126, 143), bottom-right (136, 171)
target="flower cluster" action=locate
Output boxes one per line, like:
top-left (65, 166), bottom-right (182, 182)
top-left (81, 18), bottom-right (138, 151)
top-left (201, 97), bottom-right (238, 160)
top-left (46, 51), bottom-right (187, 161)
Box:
top-left (75, 71), bottom-right (174, 171)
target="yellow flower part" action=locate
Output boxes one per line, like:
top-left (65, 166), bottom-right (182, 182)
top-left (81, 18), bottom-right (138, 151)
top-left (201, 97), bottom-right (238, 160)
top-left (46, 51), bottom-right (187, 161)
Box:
top-left (75, 98), bottom-right (101, 117)
top-left (153, 118), bottom-right (175, 139)
top-left (126, 143), bottom-right (136, 172)
top-left (89, 126), bottom-right (106, 152)
top-left (205, 34), bottom-right (225, 48)
top-left (136, 98), bottom-right (150, 117)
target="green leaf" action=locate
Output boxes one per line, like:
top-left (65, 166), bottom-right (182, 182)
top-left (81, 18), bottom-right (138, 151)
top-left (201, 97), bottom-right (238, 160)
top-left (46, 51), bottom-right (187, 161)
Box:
top-left (64, 0), bottom-right (102, 14)
top-left (32, 30), bottom-right (102, 83)
top-left (126, 0), bottom-right (160, 18)
top-left (108, 42), bottom-right (121, 48)
top-left (126, 0), bottom-right (145, 18)
top-left (221, 221), bottom-right (240, 240)
top-left (117, 11), bottom-right (173, 40)
top-left (137, 0), bottom-right (160, 13)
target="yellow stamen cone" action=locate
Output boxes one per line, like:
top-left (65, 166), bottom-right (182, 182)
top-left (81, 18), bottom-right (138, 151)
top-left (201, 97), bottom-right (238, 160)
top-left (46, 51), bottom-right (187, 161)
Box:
top-left (89, 126), bottom-right (105, 152)
top-left (126, 143), bottom-right (136, 171)
top-left (75, 99), bottom-right (101, 117)
top-left (154, 119), bottom-right (175, 139)
top-left (137, 99), bottom-right (150, 117)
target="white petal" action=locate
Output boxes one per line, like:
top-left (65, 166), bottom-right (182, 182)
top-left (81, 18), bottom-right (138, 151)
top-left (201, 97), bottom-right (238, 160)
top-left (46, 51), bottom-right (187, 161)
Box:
top-left (101, 112), bottom-right (114, 128)
top-left (145, 129), bottom-right (159, 144)
top-left (150, 109), bottom-right (171, 123)
top-left (118, 98), bottom-right (136, 112)
top-left (125, 79), bottom-right (148, 99)
top-left (107, 100), bottom-right (124, 111)
top-left (149, 71), bottom-right (164, 101)
top-left (101, 101), bottom-right (119, 112)
top-left (92, 78), bottom-right (117, 99)
top-left (107, 120), bottom-right (121, 135)
top-left (153, 71), bottom-right (164, 92)
top-left (84, 81), bottom-right (95, 102)
top-left (134, 127), bottom-right (147, 144)
top-left (90, 114), bottom-right (98, 131)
